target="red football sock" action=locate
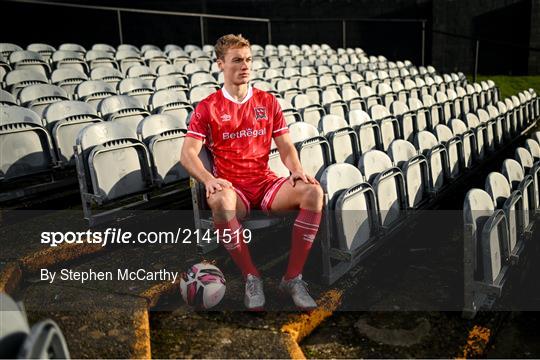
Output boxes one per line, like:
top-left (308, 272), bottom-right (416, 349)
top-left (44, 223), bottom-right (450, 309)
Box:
top-left (284, 208), bottom-right (322, 280)
top-left (215, 217), bottom-right (259, 279)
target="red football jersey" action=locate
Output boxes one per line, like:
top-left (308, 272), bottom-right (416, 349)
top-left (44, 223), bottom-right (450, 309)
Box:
top-left (186, 86), bottom-right (289, 185)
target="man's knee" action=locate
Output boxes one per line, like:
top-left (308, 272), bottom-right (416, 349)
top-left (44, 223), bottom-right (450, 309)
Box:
top-left (300, 183), bottom-right (324, 211)
top-left (207, 188), bottom-right (237, 212)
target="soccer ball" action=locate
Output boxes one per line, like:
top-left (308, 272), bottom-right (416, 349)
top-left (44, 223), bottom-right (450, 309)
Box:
top-left (179, 262), bottom-right (226, 309)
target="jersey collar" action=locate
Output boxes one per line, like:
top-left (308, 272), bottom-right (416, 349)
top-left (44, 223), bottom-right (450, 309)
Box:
top-left (222, 84), bottom-right (253, 105)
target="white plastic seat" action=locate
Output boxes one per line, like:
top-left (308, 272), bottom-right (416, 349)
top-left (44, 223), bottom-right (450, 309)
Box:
top-left (389, 100), bottom-right (415, 142)
top-left (51, 68), bottom-right (89, 98)
top-left (117, 78), bottom-right (154, 107)
top-left (369, 104), bottom-right (400, 151)
top-left (348, 109), bottom-right (381, 155)
top-left (292, 94), bottom-right (325, 127)
top-left (90, 66), bottom-right (123, 88)
top-left (358, 150), bottom-right (407, 228)
top-left (501, 159), bottom-right (534, 227)
top-left (318, 115), bottom-right (359, 165)
top-left (5, 69), bottom-right (48, 96)
top-left (288, 122), bottom-right (331, 180)
top-left (515, 147), bottom-right (540, 211)
top-left (150, 89), bottom-right (192, 123)
top-left (75, 80), bottom-right (116, 110)
top-left (465, 113), bottom-right (487, 160)
top-left (388, 139), bottom-right (429, 208)
top-left (18, 84), bottom-right (69, 117)
top-left (414, 131), bottom-right (448, 193)
top-left (97, 95), bottom-right (150, 137)
top-left (434, 124), bottom-right (462, 179)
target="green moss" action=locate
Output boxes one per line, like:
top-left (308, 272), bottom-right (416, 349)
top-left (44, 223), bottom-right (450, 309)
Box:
top-left (466, 75), bottom-right (540, 99)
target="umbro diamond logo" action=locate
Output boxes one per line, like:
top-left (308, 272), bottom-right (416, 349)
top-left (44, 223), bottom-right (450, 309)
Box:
top-left (221, 114), bottom-right (231, 121)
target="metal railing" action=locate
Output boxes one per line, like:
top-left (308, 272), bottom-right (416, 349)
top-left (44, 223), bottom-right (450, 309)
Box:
top-left (3, 0), bottom-right (272, 45)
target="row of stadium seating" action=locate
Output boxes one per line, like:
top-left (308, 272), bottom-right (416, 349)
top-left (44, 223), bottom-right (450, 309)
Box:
top-left (463, 132), bottom-right (540, 317)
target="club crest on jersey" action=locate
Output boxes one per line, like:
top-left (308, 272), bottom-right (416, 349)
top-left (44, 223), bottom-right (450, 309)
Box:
top-left (254, 106), bottom-right (268, 121)
top-left (220, 114), bottom-right (231, 121)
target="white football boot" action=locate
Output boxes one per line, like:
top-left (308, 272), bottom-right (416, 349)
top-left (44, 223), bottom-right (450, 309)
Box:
top-left (244, 274), bottom-right (265, 310)
top-left (279, 274), bottom-right (317, 310)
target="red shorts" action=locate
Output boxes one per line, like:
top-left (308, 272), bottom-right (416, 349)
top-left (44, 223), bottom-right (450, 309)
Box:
top-left (232, 175), bottom-right (288, 214)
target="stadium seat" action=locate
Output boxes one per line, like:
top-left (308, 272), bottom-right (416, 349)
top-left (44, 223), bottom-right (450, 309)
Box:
top-left (434, 124), bottom-right (463, 179)
top-left (501, 158), bottom-right (534, 227)
top-left (514, 147), bottom-right (540, 211)
top-left (9, 50), bottom-right (50, 77)
top-left (358, 150), bottom-right (407, 229)
top-left (288, 122), bottom-right (331, 179)
top-left (318, 114), bottom-right (359, 165)
top-left (0, 43), bottom-right (23, 58)
top-left (0, 293), bottom-right (70, 359)
top-left (126, 65), bottom-right (157, 85)
top-left (137, 114), bottom-right (188, 185)
top-left (74, 121), bottom-right (154, 224)
top-left (59, 43), bottom-right (86, 54)
top-left (150, 89), bottom-right (192, 123)
top-left (320, 163), bottom-right (378, 253)
top-left (0, 106), bottom-right (56, 181)
top-left (98, 95), bottom-right (150, 136)
top-left (277, 98), bottom-right (302, 124)
top-left (43, 100), bottom-right (103, 165)
top-left (358, 85), bottom-right (382, 111)
top-left (369, 104), bottom-right (400, 151)
top-left (189, 85), bottom-right (218, 107)
top-left (75, 80), bottom-right (117, 110)
top-left (348, 109), bottom-right (382, 154)
top-left (116, 49), bottom-right (145, 74)
top-left (51, 68), bottom-right (89, 98)
top-left (476, 109), bottom-right (497, 152)
top-left (322, 89), bottom-right (348, 118)
top-left (388, 139), bottom-right (429, 208)
top-left (421, 93), bottom-right (443, 128)
top-left (91, 43), bottom-right (116, 54)
top-left (462, 188), bottom-right (509, 317)
top-left (86, 50), bottom-right (118, 70)
top-left (376, 83), bottom-right (397, 107)
top-left (414, 130), bottom-right (448, 193)
top-left (0, 89), bottom-right (16, 106)
top-left (292, 93), bottom-right (325, 127)
top-left (90, 66), bottom-right (123, 88)
top-left (486, 104), bottom-right (505, 146)
top-left (18, 83), bottom-right (69, 117)
top-left (464, 113), bottom-right (487, 160)
top-left (52, 50), bottom-right (88, 74)
top-left (26, 43), bottom-right (56, 62)
top-left (5, 69), bottom-right (48, 96)
top-left (143, 49), bottom-right (170, 72)
top-left (485, 172), bottom-right (525, 260)
top-left (389, 100), bottom-right (415, 142)
top-left (117, 78), bottom-right (154, 107)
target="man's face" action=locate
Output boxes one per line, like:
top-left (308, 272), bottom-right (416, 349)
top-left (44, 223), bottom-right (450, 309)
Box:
top-left (217, 46), bottom-right (252, 86)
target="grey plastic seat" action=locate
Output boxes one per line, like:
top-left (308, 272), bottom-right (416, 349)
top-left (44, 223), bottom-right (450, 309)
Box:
top-left (115, 49), bottom-right (144, 74)
top-left (486, 104), bottom-right (505, 146)
top-left (27, 43), bottom-right (56, 62)
top-left (318, 114), bottom-right (359, 165)
top-left (90, 66), bottom-right (123, 88)
top-left (126, 65), bottom-right (157, 84)
top-left (465, 113), bottom-right (487, 160)
top-left (434, 124), bottom-right (462, 179)
top-left (421, 94), bottom-right (443, 128)
top-left (0, 89), bottom-right (17, 106)
top-left (462, 188), bottom-right (509, 317)
top-left (74, 80), bottom-right (116, 110)
top-left (502, 158), bottom-right (534, 227)
top-left (137, 114), bottom-right (188, 185)
top-left (86, 50), bottom-right (117, 70)
top-left (369, 104), bottom-right (400, 151)
top-left (51, 68), bottom-right (89, 98)
top-left (18, 84), bottom-right (69, 117)
top-left (449, 118), bottom-right (476, 169)
top-left (414, 131), bottom-right (448, 193)
top-left (97, 95), bottom-right (150, 137)
top-left (0, 293), bottom-right (70, 359)
top-left (292, 94), bottom-right (325, 128)
top-left (288, 122), bottom-right (331, 180)
top-left (435, 91), bottom-right (453, 124)
top-left (154, 74), bottom-right (188, 92)
top-left (0, 43), bottom-right (23, 58)
top-left (320, 163), bottom-right (378, 256)
top-left (389, 100), bottom-right (415, 142)
top-left (52, 50), bottom-right (88, 74)
top-left (322, 89), bottom-right (348, 118)
top-left (150, 89), bottom-right (192, 123)
top-left (276, 79), bottom-right (301, 101)
top-left (525, 139), bottom-right (540, 161)
top-left (59, 43), bottom-right (86, 54)
top-left (75, 121), bottom-right (153, 207)
top-left (143, 49), bottom-right (170, 72)
top-left (407, 97), bottom-right (430, 132)
top-left (117, 78), bottom-right (154, 107)
top-left (9, 50), bottom-right (50, 77)
top-left (515, 147), bottom-right (540, 211)
top-left (358, 150), bottom-right (407, 228)
top-left (5, 69), bottom-right (48, 96)
top-left (91, 43), bottom-right (116, 54)
top-left (388, 139), bottom-right (429, 208)
top-left (190, 72), bottom-right (219, 88)
top-left (485, 172), bottom-right (525, 259)
top-left (357, 85), bottom-right (382, 111)
top-left (477, 109), bottom-right (496, 152)
top-left (0, 106), bottom-right (56, 181)
top-left (348, 109), bottom-right (381, 155)
top-left (188, 85), bottom-right (218, 106)
top-left (43, 100), bottom-right (102, 165)
top-left (277, 98), bottom-right (302, 124)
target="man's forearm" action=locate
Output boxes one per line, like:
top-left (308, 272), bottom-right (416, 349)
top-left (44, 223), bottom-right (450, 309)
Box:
top-left (181, 150), bottom-right (215, 184)
top-left (280, 144), bottom-right (303, 173)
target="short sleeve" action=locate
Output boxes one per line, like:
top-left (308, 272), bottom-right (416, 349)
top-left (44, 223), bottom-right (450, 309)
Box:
top-left (271, 96), bottom-right (289, 138)
top-left (186, 102), bottom-right (210, 141)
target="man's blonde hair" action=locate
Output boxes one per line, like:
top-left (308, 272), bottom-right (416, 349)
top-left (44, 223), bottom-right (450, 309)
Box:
top-left (215, 34), bottom-right (251, 60)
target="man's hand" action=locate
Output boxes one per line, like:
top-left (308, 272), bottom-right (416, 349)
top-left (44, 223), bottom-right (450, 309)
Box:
top-left (205, 178), bottom-right (233, 198)
top-left (288, 170), bottom-right (319, 187)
